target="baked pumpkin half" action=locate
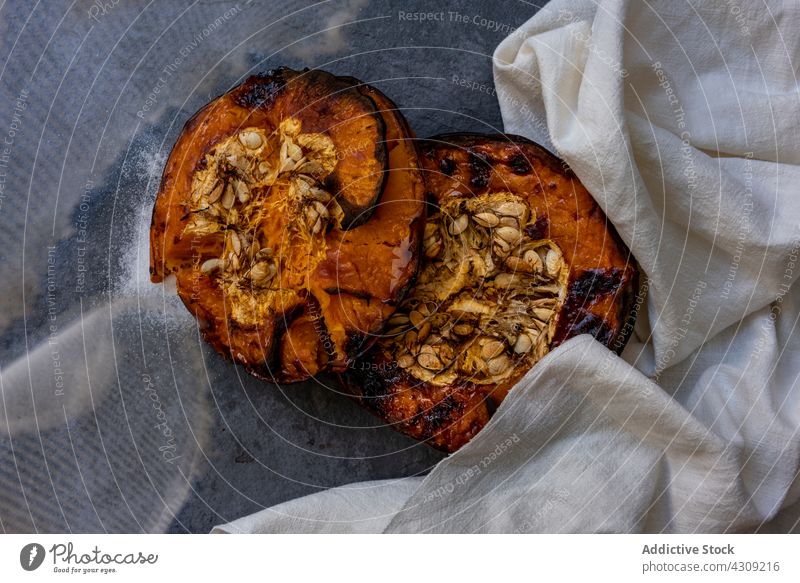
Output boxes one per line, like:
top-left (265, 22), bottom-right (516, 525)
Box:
top-left (150, 68), bottom-right (425, 382)
top-left (343, 133), bottom-right (638, 452)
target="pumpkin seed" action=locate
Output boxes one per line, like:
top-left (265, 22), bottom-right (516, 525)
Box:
top-left (473, 212), bottom-right (500, 228)
top-left (404, 330), bottom-right (418, 350)
top-left (228, 230), bottom-right (242, 255)
top-left (238, 131), bottom-right (263, 150)
top-left (397, 354), bottom-right (415, 369)
top-left (452, 323), bottom-right (474, 336)
top-left (200, 258), bottom-right (224, 274)
top-left (546, 248), bottom-right (562, 276)
top-left (417, 352), bottom-right (443, 371)
top-left (487, 355), bottom-right (510, 376)
top-left (208, 180), bottom-right (224, 203)
top-left (481, 339), bottom-right (505, 359)
top-left (409, 310), bottom-right (425, 328)
top-left (417, 321), bottom-right (432, 342)
top-left (513, 333), bottom-right (533, 354)
top-left (388, 313), bottom-right (410, 326)
top-left (221, 183), bottom-right (236, 209)
top-left (495, 226), bottom-right (521, 244)
top-left (250, 261), bottom-right (275, 282)
top-left (449, 214), bottom-right (469, 235)
top-left (495, 201), bottom-right (527, 218)
top-left (524, 249), bottom-right (543, 271)
top-left (234, 180), bottom-right (250, 203)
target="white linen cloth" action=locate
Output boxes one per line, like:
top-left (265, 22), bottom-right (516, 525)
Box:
top-left (215, 0), bottom-right (800, 533)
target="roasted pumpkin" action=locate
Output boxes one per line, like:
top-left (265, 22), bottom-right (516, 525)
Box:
top-left (150, 68), bottom-right (425, 382)
top-left (343, 134), bottom-right (638, 452)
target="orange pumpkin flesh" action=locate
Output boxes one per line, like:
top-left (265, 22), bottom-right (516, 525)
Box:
top-left (343, 134), bottom-right (638, 452)
top-left (150, 68), bottom-right (425, 382)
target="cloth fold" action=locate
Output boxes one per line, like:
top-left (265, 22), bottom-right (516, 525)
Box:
top-left (215, 0), bottom-right (800, 533)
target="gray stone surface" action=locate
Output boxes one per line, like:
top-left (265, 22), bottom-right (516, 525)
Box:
top-left (0, 0), bottom-right (545, 533)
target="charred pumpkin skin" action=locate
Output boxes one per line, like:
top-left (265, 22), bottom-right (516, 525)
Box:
top-left (150, 69), bottom-right (425, 382)
top-left (343, 134), bottom-right (638, 452)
